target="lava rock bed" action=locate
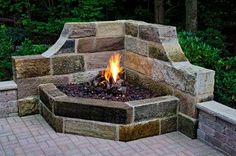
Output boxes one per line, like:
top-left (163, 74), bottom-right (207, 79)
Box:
top-left (57, 82), bottom-right (164, 102)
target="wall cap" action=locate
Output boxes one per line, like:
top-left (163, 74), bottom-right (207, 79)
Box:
top-left (197, 101), bottom-right (236, 125)
top-left (0, 81), bottom-right (17, 91)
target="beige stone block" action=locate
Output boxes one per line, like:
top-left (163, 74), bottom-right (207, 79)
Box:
top-left (162, 43), bottom-right (188, 62)
top-left (125, 36), bottom-right (148, 56)
top-left (65, 118), bottom-right (117, 140)
top-left (124, 51), bottom-right (153, 76)
top-left (96, 21), bottom-right (124, 37)
top-left (148, 42), bottom-right (168, 61)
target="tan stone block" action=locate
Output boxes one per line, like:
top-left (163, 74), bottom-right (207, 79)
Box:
top-left (72, 69), bottom-right (102, 83)
top-left (124, 51), bottom-right (153, 76)
top-left (52, 54), bottom-right (84, 75)
top-left (125, 36), bottom-right (148, 56)
top-left (77, 37), bottom-right (96, 53)
top-left (162, 43), bottom-right (188, 62)
top-left (12, 55), bottom-right (50, 79)
top-left (96, 21), bottom-right (124, 37)
top-left (148, 42), bottom-right (168, 61)
top-left (16, 75), bottom-right (70, 99)
top-left (18, 97), bottom-right (39, 116)
top-left (64, 118), bottom-right (117, 140)
top-left (119, 119), bottom-right (160, 141)
top-left (83, 51), bottom-right (124, 70)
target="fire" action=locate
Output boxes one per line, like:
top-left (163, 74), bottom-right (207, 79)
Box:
top-left (104, 53), bottom-right (123, 83)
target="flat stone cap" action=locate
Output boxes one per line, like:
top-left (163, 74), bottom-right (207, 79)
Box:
top-left (0, 81), bottom-right (17, 91)
top-left (197, 101), bottom-right (236, 125)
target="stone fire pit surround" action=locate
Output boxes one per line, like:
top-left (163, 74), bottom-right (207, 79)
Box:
top-left (12, 20), bottom-right (215, 139)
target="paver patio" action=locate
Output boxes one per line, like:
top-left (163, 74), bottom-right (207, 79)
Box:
top-left (0, 115), bottom-right (225, 156)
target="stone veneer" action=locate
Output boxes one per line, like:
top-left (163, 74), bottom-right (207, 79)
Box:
top-left (39, 83), bottom-right (178, 141)
top-left (197, 101), bottom-right (236, 156)
top-left (11, 20), bottom-right (215, 138)
top-left (0, 81), bottom-right (17, 118)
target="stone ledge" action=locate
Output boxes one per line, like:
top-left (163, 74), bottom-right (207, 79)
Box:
top-left (197, 101), bottom-right (236, 125)
top-left (0, 81), bottom-right (17, 91)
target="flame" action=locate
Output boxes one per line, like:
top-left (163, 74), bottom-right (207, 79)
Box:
top-left (104, 53), bottom-right (123, 83)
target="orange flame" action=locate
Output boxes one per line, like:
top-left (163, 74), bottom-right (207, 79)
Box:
top-left (104, 53), bottom-right (123, 83)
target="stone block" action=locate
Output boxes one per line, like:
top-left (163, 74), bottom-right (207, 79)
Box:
top-left (39, 83), bottom-right (66, 112)
top-left (148, 42), bottom-right (168, 61)
top-left (119, 119), bottom-right (160, 141)
top-left (197, 129), bottom-right (205, 140)
top-left (54, 96), bottom-right (133, 124)
top-left (96, 21), bottom-right (124, 37)
top-left (162, 43), bottom-right (188, 62)
top-left (138, 24), bottom-right (160, 42)
top-left (83, 51), bottom-right (123, 70)
top-left (16, 75), bottom-right (70, 99)
top-left (41, 103), bottom-right (63, 133)
top-left (160, 115), bottom-right (177, 134)
top-left (127, 96), bottom-right (178, 122)
top-left (124, 51), bottom-right (153, 76)
top-left (77, 37), bottom-right (124, 53)
top-left (125, 36), bottom-right (148, 56)
top-left (125, 22), bottom-right (138, 37)
top-left (178, 112), bottom-right (198, 139)
top-left (96, 37), bottom-right (124, 52)
top-left (63, 22), bottom-right (96, 38)
top-left (0, 90), bottom-right (17, 103)
top-left (64, 118), bottom-right (117, 140)
top-left (126, 69), bottom-right (174, 96)
top-left (72, 69), bottom-right (102, 83)
top-left (205, 134), bottom-right (222, 148)
top-left (52, 54), bottom-right (84, 75)
top-left (157, 26), bottom-right (177, 43)
top-left (18, 97), bottom-right (39, 116)
top-left (77, 37), bottom-right (96, 53)
top-left (12, 55), bottom-right (50, 79)
top-left (221, 143), bottom-right (236, 156)
top-left (198, 123), bottom-right (215, 137)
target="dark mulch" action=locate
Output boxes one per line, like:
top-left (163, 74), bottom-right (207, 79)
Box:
top-left (57, 81), bottom-right (163, 102)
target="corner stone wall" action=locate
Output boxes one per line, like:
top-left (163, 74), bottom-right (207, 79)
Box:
top-left (11, 20), bottom-right (215, 138)
top-left (197, 101), bottom-right (236, 156)
top-left (0, 81), bottom-right (17, 118)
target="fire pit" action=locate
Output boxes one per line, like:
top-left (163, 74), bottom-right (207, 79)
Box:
top-left (12, 20), bottom-right (215, 141)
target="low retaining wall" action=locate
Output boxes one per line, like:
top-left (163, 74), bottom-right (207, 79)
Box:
top-left (197, 101), bottom-right (236, 155)
top-left (0, 81), bottom-right (17, 118)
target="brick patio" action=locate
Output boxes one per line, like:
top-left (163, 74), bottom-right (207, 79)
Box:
top-left (0, 115), bottom-right (225, 156)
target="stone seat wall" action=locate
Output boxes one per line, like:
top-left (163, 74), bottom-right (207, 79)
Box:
top-left (11, 20), bottom-right (215, 138)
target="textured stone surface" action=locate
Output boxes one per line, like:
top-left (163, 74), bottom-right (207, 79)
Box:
top-left (148, 42), bottom-right (168, 61)
top-left (83, 51), bottom-right (123, 70)
top-left (178, 112), bottom-right (198, 139)
top-left (126, 96), bottom-right (178, 122)
top-left (65, 118), bottom-right (117, 140)
top-left (139, 24), bottom-right (161, 42)
top-left (52, 54), bottom-right (84, 75)
top-left (41, 102), bottom-right (63, 132)
top-left (12, 55), bottom-right (50, 79)
top-left (56, 40), bottom-right (75, 54)
top-left (126, 69), bottom-right (174, 95)
top-left (39, 83), bottom-right (66, 112)
top-left (18, 97), bottom-right (39, 116)
top-left (96, 21), bottom-right (124, 37)
top-left (162, 43), bottom-right (188, 62)
top-left (54, 96), bottom-right (133, 124)
top-left (0, 81), bottom-right (17, 91)
top-left (0, 90), bottom-right (17, 103)
top-left (72, 69), bottom-right (103, 83)
top-left (125, 22), bottom-right (138, 37)
top-left (77, 37), bottom-right (124, 53)
top-left (119, 119), bottom-right (160, 141)
top-left (160, 115), bottom-right (177, 134)
top-left (125, 51), bottom-right (153, 76)
top-left (125, 36), bottom-right (148, 56)
top-left (64, 22), bottom-right (96, 38)
top-left (16, 75), bottom-right (70, 99)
